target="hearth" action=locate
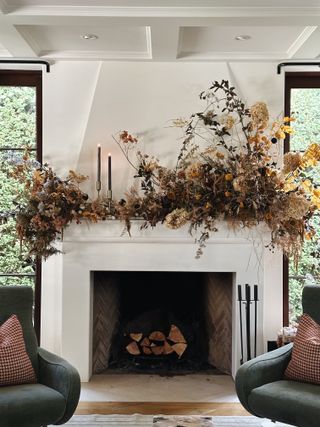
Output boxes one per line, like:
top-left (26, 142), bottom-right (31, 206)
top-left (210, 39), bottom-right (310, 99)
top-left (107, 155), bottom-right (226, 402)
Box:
top-left (92, 271), bottom-right (233, 375)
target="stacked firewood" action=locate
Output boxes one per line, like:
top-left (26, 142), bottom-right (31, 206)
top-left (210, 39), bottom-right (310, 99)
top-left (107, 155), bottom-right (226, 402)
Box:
top-left (126, 324), bottom-right (187, 358)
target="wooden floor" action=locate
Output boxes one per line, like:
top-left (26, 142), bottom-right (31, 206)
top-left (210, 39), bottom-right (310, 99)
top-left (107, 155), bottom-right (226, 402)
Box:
top-left (76, 402), bottom-right (249, 416)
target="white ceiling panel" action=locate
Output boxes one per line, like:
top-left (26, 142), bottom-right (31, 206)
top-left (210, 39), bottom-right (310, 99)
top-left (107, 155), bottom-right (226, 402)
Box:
top-left (16, 25), bottom-right (151, 59)
top-left (178, 26), bottom-right (316, 59)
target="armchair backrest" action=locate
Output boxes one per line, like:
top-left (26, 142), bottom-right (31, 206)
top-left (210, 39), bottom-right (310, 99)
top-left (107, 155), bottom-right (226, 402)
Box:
top-left (0, 286), bottom-right (38, 375)
top-left (302, 285), bottom-right (320, 325)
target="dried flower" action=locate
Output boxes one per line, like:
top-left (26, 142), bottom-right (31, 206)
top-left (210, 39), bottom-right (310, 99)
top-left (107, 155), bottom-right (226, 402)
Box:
top-left (164, 208), bottom-right (189, 229)
top-left (220, 114), bottom-right (236, 130)
top-left (301, 143), bottom-right (320, 167)
top-left (119, 130), bottom-right (138, 144)
top-left (283, 152), bottom-right (302, 175)
top-left (172, 118), bottom-right (189, 128)
top-left (185, 162), bottom-right (203, 180)
top-left (285, 193), bottom-right (311, 220)
top-left (250, 102), bottom-right (269, 129)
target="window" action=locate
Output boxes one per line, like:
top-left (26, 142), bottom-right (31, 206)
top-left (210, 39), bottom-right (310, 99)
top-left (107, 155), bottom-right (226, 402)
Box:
top-left (0, 70), bottom-right (42, 338)
top-left (284, 72), bottom-right (320, 325)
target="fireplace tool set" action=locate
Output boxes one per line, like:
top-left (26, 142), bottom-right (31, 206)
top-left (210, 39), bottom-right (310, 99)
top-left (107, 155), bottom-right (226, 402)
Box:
top-left (238, 284), bottom-right (259, 364)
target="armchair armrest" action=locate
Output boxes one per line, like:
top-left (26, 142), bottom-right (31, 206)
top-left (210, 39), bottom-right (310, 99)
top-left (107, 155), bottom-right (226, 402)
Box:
top-left (235, 343), bottom-right (293, 414)
top-left (38, 347), bottom-right (81, 425)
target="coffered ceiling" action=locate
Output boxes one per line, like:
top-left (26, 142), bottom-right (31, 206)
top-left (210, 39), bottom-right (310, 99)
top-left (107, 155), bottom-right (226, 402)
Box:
top-left (1, 0), bottom-right (320, 61)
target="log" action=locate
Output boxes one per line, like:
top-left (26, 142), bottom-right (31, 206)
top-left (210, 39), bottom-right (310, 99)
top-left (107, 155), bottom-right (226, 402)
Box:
top-left (149, 331), bottom-right (166, 341)
top-left (130, 333), bottom-right (143, 342)
top-left (172, 343), bottom-right (187, 358)
top-left (126, 341), bottom-right (141, 355)
top-left (151, 345), bottom-right (164, 356)
top-left (141, 337), bottom-right (151, 347)
top-left (142, 346), bottom-right (152, 355)
top-left (168, 324), bottom-right (186, 343)
top-left (163, 340), bottom-right (174, 355)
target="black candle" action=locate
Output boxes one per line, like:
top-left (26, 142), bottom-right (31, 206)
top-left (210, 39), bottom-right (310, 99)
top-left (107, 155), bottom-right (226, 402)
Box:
top-left (108, 153), bottom-right (112, 191)
top-left (97, 144), bottom-right (101, 182)
top-left (238, 284), bottom-right (242, 301)
top-left (254, 285), bottom-right (258, 301)
top-left (245, 284), bottom-right (251, 301)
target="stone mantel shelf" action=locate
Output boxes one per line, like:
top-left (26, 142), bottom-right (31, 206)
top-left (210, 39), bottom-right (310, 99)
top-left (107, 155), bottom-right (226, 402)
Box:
top-left (61, 220), bottom-right (271, 245)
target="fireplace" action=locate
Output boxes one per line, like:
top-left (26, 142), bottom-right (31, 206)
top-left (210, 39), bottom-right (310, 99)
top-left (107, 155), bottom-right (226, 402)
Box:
top-left (41, 221), bottom-right (283, 381)
top-left (92, 271), bottom-right (233, 375)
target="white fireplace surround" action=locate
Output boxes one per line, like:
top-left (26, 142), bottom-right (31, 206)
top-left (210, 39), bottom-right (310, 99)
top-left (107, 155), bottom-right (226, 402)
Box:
top-left (41, 221), bottom-right (283, 381)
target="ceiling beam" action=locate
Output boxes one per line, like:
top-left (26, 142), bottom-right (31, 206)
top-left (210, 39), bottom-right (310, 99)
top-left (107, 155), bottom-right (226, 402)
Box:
top-left (4, 5), bottom-right (320, 19)
top-left (150, 25), bottom-right (180, 60)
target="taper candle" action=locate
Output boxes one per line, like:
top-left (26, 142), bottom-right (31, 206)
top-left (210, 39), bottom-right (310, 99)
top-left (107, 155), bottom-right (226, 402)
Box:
top-left (245, 283), bottom-right (250, 301)
top-left (108, 153), bottom-right (112, 192)
top-left (97, 144), bottom-right (101, 183)
top-left (254, 285), bottom-right (258, 301)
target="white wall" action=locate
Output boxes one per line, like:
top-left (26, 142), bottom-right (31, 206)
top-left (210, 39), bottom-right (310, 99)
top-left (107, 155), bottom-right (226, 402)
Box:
top-left (43, 61), bottom-right (101, 174)
top-left (43, 61), bottom-right (285, 197)
top-left (42, 60), bottom-right (285, 353)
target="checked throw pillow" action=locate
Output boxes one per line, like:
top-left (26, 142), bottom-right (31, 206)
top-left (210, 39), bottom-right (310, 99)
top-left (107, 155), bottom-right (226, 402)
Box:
top-left (285, 313), bottom-right (320, 385)
top-left (0, 314), bottom-right (36, 386)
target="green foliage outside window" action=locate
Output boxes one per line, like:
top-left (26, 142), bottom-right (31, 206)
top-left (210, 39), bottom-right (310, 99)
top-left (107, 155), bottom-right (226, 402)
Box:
top-left (289, 89), bottom-right (320, 322)
top-left (0, 86), bottom-right (36, 287)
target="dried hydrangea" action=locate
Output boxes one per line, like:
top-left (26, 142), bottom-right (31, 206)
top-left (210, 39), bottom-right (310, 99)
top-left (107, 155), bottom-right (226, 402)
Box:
top-left (250, 101), bottom-right (269, 129)
top-left (283, 152), bottom-right (302, 175)
top-left (164, 208), bottom-right (189, 229)
top-left (285, 193), bottom-right (311, 220)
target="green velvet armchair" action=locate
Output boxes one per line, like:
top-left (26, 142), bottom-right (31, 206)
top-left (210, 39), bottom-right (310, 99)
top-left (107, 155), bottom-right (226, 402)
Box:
top-left (235, 285), bottom-right (320, 427)
top-left (0, 286), bottom-right (81, 427)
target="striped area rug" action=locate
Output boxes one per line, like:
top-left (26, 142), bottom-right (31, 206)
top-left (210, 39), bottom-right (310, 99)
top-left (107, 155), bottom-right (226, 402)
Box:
top-left (64, 415), bottom-right (292, 426)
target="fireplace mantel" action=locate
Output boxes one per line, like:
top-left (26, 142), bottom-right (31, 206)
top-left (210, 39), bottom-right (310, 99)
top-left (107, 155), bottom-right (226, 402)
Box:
top-left (41, 221), bottom-right (283, 381)
top-left (61, 220), bottom-right (271, 243)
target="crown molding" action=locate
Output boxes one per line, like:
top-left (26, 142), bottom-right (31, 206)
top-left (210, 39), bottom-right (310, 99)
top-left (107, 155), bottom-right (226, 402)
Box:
top-left (38, 49), bottom-right (152, 60)
top-left (4, 5), bottom-right (320, 18)
top-left (286, 26), bottom-right (317, 58)
top-left (177, 51), bottom-right (290, 61)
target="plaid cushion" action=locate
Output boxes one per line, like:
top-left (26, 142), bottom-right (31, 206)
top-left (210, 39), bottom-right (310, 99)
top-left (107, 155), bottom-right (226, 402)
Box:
top-left (285, 313), bottom-right (320, 384)
top-left (0, 314), bottom-right (36, 386)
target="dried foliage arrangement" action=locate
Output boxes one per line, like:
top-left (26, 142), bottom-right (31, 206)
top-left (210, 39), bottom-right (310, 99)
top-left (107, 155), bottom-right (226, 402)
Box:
top-left (1, 80), bottom-right (320, 262)
top-left (114, 80), bottom-right (320, 262)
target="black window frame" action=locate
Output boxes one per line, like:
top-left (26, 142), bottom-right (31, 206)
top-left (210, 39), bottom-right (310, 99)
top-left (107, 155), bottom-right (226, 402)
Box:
top-left (0, 70), bottom-right (42, 340)
top-left (284, 72), bottom-right (320, 325)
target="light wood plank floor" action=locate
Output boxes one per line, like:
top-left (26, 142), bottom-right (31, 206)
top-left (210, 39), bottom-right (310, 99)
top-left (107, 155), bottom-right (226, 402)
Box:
top-left (76, 402), bottom-right (249, 416)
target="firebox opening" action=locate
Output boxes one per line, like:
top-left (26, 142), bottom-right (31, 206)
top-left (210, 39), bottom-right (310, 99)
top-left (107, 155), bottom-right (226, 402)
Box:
top-left (92, 271), bottom-right (233, 376)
